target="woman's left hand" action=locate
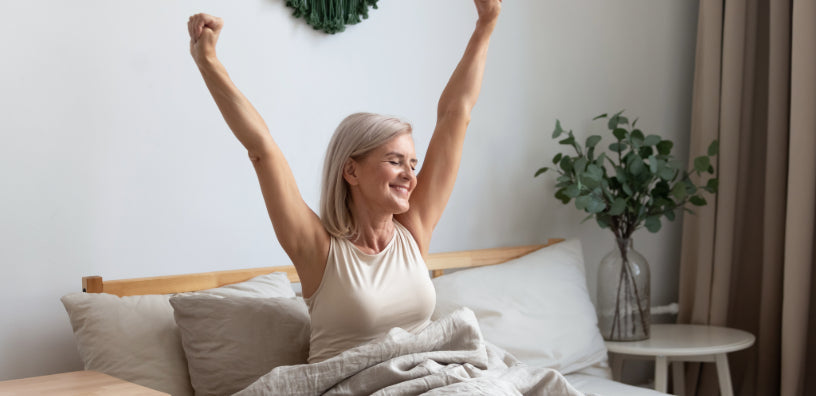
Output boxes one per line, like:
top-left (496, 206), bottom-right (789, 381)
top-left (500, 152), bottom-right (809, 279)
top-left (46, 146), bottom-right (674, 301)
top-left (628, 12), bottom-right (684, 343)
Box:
top-left (474, 0), bottom-right (502, 25)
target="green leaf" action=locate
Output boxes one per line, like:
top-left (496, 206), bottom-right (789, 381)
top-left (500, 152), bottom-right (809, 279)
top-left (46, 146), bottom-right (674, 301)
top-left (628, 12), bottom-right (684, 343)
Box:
top-left (608, 115), bottom-right (620, 130)
top-left (586, 135), bottom-right (602, 149)
top-left (671, 182), bottom-right (687, 200)
top-left (575, 195), bottom-right (592, 211)
top-left (615, 167), bottom-right (628, 184)
top-left (586, 163), bottom-right (603, 179)
top-left (638, 146), bottom-right (654, 158)
top-left (574, 157), bottom-right (588, 173)
top-left (706, 178), bottom-right (719, 193)
top-left (645, 216), bottom-right (662, 233)
top-left (608, 198), bottom-right (626, 216)
top-left (596, 215), bottom-right (611, 229)
top-left (649, 155), bottom-right (659, 174)
top-left (629, 156), bottom-right (645, 175)
top-left (609, 142), bottom-right (628, 153)
top-left (644, 135), bottom-right (662, 146)
top-left (552, 120), bottom-right (564, 139)
top-left (632, 118), bottom-right (639, 128)
top-left (559, 156), bottom-right (573, 173)
top-left (595, 153), bottom-right (608, 167)
top-left (708, 140), bottom-right (719, 156)
top-left (534, 167), bottom-right (549, 177)
top-left (587, 197), bottom-right (606, 214)
top-left (583, 176), bottom-right (601, 189)
top-left (593, 113), bottom-right (608, 120)
top-left (657, 140), bottom-right (674, 155)
top-left (690, 195), bottom-right (707, 206)
top-left (631, 129), bottom-right (645, 142)
top-left (659, 165), bottom-right (676, 181)
top-left (685, 180), bottom-right (698, 195)
top-left (564, 184), bottom-right (580, 198)
top-left (552, 153), bottom-right (563, 165)
top-left (665, 209), bottom-right (676, 221)
top-left (694, 156), bottom-right (710, 173)
top-left (555, 188), bottom-right (571, 204)
top-left (559, 136), bottom-right (576, 146)
top-left (622, 183), bottom-right (634, 196)
top-left (580, 214), bottom-right (595, 224)
top-left (613, 128), bottom-right (628, 141)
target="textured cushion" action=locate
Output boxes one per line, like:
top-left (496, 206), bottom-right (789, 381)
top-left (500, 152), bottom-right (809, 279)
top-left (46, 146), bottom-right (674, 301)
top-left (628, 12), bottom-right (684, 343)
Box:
top-left (60, 272), bottom-right (295, 396)
top-left (431, 239), bottom-right (608, 374)
top-left (170, 295), bottom-right (310, 396)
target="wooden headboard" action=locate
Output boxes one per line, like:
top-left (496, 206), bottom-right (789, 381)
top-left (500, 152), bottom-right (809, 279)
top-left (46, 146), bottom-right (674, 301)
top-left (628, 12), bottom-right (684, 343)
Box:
top-left (82, 239), bottom-right (564, 297)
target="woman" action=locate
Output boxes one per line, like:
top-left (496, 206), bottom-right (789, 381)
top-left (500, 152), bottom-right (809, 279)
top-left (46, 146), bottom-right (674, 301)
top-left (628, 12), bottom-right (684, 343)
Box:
top-left (187, 0), bottom-right (502, 363)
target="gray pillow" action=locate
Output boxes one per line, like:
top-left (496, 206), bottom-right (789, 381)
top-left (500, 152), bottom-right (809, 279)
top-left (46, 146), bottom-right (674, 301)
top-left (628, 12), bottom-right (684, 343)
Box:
top-left (60, 272), bottom-right (295, 396)
top-left (169, 295), bottom-right (310, 396)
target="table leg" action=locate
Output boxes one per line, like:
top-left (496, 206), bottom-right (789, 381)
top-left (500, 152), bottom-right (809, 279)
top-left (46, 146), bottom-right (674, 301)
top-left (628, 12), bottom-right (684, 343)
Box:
top-left (715, 353), bottom-right (734, 396)
top-left (610, 354), bottom-right (623, 381)
top-left (672, 360), bottom-right (685, 396)
top-left (655, 356), bottom-right (668, 393)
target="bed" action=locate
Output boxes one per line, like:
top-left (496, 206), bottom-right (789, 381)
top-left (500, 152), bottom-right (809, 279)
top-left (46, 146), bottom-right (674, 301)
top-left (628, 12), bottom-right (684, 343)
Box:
top-left (61, 239), bottom-right (668, 396)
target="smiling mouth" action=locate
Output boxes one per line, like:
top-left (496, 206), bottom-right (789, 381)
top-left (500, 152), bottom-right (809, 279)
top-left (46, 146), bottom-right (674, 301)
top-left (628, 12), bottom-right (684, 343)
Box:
top-left (390, 185), bottom-right (410, 194)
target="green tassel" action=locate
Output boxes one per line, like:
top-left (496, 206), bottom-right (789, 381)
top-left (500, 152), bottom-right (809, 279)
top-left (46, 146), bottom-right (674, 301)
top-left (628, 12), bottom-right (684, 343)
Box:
top-left (285, 0), bottom-right (378, 34)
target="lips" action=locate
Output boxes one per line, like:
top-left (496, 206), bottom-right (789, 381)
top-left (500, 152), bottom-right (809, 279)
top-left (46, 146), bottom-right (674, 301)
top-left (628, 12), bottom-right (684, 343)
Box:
top-left (390, 185), bottom-right (411, 195)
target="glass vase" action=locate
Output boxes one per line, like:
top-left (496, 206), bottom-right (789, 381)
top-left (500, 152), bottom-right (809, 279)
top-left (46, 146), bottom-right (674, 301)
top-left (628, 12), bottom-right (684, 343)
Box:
top-left (597, 237), bottom-right (650, 341)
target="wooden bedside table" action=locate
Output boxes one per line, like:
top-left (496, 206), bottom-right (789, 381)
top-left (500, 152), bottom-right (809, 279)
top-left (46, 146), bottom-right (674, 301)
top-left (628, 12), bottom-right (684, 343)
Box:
top-left (605, 324), bottom-right (755, 396)
top-left (0, 370), bottom-right (169, 395)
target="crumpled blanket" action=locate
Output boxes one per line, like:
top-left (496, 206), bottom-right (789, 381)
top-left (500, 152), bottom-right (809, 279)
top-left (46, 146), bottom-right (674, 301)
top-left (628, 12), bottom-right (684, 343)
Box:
top-left (234, 308), bottom-right (588, 396)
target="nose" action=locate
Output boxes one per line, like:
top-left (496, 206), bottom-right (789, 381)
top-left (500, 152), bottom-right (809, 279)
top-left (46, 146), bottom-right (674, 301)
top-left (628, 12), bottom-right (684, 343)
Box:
top-left (401, 164), bottom-right (415, 181)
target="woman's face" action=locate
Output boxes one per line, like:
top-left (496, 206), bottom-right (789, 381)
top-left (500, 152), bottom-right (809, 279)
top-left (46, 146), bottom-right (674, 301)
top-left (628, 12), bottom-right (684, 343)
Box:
top-left (347, 133), bottom-right (418, 215)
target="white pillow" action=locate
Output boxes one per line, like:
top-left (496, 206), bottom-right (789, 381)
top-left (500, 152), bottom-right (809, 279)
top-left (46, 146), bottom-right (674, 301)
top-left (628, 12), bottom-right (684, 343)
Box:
top-left (60, 272), bottom-right (295, 396)
top-left (432, 239), bottom-right (607, 374)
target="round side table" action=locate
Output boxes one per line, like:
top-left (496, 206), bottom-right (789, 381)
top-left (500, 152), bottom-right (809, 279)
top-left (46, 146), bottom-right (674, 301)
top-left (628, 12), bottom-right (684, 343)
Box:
top-left (605, 324), bottom-right (755, 396)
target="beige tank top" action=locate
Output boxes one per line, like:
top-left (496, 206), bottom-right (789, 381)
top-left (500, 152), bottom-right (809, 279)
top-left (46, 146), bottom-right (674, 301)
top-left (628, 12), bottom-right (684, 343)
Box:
top-left (304, 221), bottom-right (436, 363)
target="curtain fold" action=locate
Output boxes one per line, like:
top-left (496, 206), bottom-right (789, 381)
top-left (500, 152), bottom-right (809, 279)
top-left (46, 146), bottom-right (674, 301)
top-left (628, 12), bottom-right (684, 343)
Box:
top-left (678, 0), bottom-right (815, 395)
top-left (781, 1), bottom-right (816, 394)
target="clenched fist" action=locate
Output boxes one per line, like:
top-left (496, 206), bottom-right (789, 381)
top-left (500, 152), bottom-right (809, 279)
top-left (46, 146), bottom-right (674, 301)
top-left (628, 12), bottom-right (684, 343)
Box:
top-left (187, 13), bottom-right (224, 64)
top-left (474, 0), bottom-right (502, 25)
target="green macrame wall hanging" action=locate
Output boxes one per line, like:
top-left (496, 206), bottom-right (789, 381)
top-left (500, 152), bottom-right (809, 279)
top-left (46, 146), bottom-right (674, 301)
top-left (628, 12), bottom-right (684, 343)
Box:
top-left (285, 0), bottom-right (380, 34)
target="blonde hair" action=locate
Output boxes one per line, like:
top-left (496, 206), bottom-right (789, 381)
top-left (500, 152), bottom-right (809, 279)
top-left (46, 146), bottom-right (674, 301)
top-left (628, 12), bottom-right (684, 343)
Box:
top-left (320, 112), bottom-right (412, 238)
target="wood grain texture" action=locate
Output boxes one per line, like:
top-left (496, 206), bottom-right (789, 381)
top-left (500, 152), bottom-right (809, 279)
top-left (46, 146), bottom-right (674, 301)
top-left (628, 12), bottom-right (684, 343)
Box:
top-left (83, 239), bottom-right (564, 297)
top-left (0, 370), bottom-right (169, 395)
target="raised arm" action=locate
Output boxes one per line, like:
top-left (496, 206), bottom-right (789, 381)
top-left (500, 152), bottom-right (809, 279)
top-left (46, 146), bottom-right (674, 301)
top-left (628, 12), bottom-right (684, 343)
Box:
top-left (187, 14), bottom-right (329, 295)
top-left (396, 0), bottom-right (501, 255)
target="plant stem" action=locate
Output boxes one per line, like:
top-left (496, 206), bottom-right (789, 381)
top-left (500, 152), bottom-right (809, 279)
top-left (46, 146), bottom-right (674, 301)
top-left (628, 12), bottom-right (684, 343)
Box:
top-left (608, 237), bottom-right (649, 339)
top-left (625, 257), bottom-right (650, 336)
top-left (610, 259), bottom-right (625, 339)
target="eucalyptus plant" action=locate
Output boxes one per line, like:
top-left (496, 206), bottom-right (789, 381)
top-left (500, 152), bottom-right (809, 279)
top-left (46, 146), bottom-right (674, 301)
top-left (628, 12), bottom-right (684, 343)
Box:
top-left (535, 111), bottom-right (718, 242)
top-left (534, 110), bottom-right (718, 340)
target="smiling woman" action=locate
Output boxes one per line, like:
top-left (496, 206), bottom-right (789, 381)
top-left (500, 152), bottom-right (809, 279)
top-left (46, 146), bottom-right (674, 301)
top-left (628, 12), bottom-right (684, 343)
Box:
top-left (187, 0), bottom-right (504, 365)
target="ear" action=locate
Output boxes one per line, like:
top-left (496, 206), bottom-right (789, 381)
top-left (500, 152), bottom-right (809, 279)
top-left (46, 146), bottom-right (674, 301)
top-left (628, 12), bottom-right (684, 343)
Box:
top-left (343, 158), bottom-right (359, 186)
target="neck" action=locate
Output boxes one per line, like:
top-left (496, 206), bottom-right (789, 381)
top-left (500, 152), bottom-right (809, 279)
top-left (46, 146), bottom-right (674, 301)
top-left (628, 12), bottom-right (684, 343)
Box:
top-left (348, 202), bottom-right (396, 254)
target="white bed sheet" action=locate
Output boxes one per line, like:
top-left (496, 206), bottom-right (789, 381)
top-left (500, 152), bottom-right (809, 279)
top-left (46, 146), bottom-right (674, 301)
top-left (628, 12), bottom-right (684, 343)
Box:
top-left (566, 373), bottom-right (670, 396)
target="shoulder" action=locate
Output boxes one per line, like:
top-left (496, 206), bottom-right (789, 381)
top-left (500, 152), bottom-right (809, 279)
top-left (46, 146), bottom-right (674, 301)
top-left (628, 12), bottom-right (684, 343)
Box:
top-left (393, 216), bottom-right (429, 257)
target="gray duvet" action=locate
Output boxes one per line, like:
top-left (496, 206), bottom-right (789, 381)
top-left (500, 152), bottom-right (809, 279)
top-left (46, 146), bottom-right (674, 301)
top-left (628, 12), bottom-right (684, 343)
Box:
top-left (234, 308), bottom-right (588, 396)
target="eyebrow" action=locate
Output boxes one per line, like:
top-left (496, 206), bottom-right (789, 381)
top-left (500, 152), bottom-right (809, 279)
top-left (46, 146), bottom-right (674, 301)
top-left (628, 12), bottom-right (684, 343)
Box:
top-left (384, 152), bottom-right (418, 165)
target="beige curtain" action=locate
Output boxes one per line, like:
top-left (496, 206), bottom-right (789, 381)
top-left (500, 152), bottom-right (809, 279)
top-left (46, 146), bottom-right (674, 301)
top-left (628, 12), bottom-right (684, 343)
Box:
top-left (678, 0), bottom-right (815, 395)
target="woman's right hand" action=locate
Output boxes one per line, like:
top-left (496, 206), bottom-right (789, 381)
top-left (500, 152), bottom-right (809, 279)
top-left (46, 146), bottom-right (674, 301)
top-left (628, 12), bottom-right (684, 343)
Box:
top-left (187, 13), bottom-right (224, 65)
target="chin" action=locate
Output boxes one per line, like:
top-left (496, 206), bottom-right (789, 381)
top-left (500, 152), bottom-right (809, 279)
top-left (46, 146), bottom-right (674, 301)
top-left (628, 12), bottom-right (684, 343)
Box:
top-left (392, 201), bottom-right (410, 214)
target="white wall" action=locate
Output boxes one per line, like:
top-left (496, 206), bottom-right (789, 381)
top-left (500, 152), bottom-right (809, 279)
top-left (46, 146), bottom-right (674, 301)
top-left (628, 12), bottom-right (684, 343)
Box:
top-left (0, 0), bottom-right (698, 380)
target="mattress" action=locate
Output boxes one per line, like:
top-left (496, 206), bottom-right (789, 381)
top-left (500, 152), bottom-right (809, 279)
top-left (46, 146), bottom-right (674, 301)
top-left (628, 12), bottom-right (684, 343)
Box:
top-left (566, 373), bottom-right (670, 396)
